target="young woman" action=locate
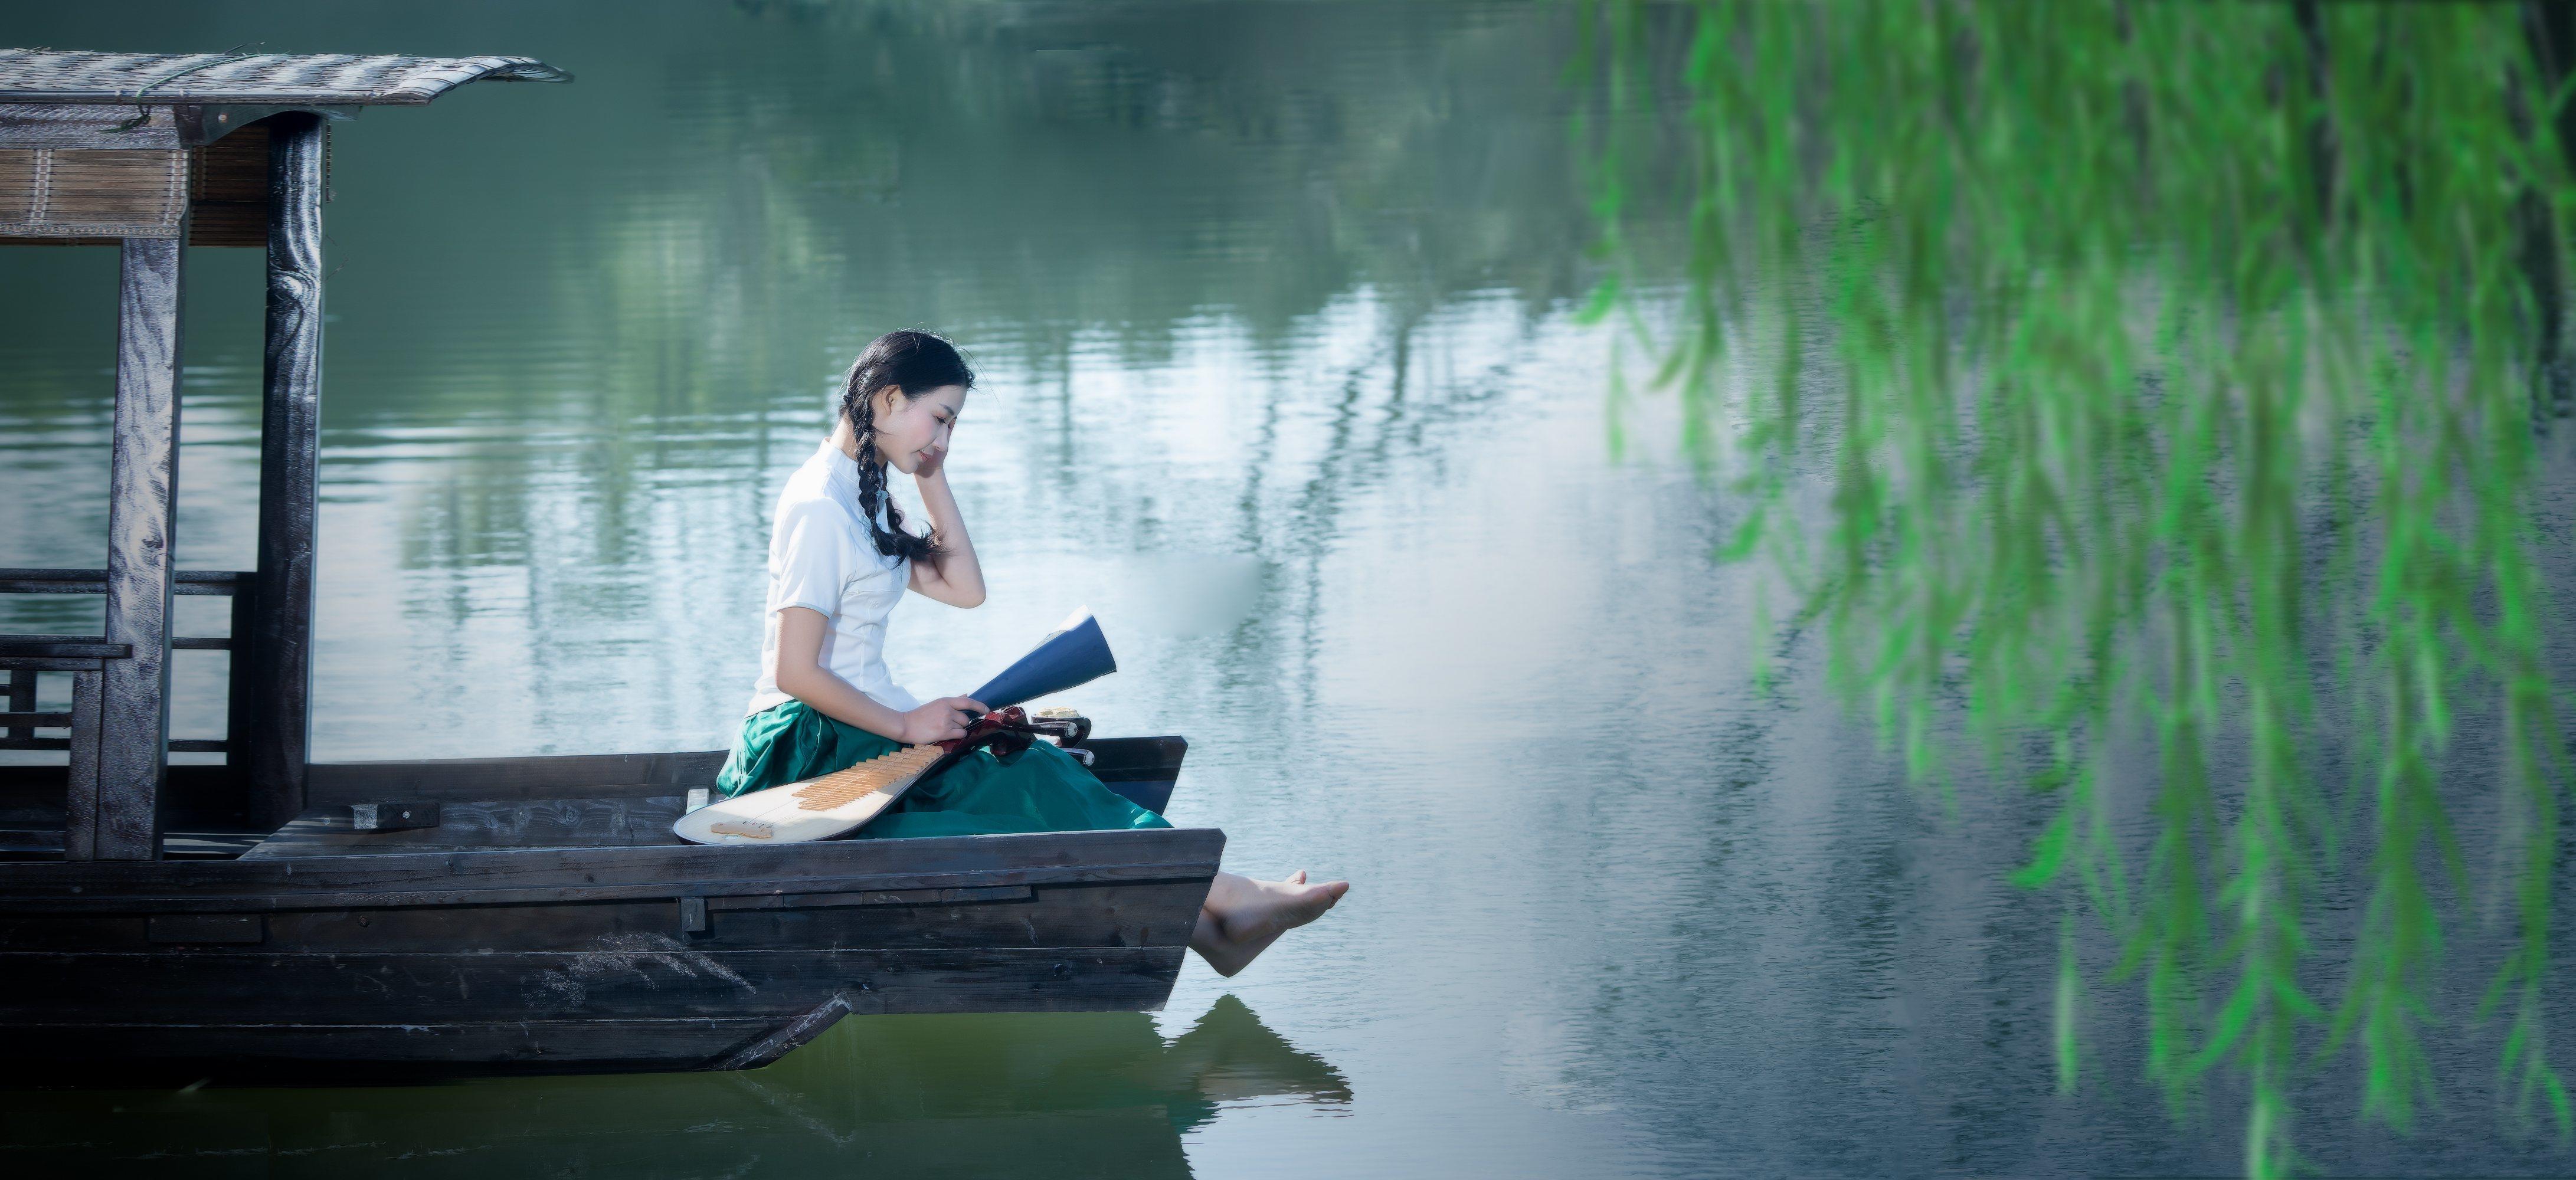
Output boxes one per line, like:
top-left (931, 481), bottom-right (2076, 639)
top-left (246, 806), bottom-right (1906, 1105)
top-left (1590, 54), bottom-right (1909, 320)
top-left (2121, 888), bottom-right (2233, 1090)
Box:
top-left (715, 329), bottom-right (1346, 975)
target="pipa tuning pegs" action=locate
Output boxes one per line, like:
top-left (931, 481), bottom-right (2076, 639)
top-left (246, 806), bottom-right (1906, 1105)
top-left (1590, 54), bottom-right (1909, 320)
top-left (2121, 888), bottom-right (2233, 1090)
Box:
top-left (1021, 709), bottom-right (1092, 749)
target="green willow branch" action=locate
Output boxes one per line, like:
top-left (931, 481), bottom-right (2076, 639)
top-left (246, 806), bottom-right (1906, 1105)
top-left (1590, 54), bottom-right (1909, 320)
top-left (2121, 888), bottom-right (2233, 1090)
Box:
top-left (1579, 3), bottom-right (2573, 1175)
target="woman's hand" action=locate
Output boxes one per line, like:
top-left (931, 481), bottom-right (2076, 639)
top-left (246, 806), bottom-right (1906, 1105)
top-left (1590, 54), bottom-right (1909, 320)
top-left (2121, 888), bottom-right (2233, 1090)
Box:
top-left (906, 447), bottom-right (986, 608)
top-left (896, 696), bottom-right (988, 745)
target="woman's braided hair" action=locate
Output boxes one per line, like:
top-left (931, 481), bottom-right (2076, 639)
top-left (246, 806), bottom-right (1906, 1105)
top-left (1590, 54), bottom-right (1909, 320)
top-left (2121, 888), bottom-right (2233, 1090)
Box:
top-left (837, 330), bottom-right (973, 564)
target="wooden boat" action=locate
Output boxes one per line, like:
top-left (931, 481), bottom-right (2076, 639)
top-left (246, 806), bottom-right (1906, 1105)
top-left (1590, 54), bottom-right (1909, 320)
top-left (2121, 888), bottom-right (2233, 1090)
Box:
top-left (0, 50), bottom-right (1222, 1081)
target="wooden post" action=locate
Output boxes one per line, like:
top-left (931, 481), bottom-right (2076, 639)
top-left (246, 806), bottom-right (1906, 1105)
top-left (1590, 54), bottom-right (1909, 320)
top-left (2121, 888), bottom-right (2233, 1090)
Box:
top-left (61, 668), bottom-right (104, 859)
top-left (244, 113), bottom-right (325, 830)
top-left (223, 579), bottom-right (259, 791)
top-left (2, 668), bottom-right (29, 745)
top-left (93, 235), bottom-right (187, 861)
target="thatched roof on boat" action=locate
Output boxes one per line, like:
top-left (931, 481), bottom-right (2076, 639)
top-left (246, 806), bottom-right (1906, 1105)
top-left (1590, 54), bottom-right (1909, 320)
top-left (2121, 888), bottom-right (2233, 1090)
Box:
top-left (0, 49), bottom-right (568, 106)
top-left (0, 48), bottom-right (568, 245)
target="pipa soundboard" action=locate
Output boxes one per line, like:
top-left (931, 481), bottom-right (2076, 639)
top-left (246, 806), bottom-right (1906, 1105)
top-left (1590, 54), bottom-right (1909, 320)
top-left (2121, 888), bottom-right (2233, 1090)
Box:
top-left (673, 743), bottom-right (951, 845)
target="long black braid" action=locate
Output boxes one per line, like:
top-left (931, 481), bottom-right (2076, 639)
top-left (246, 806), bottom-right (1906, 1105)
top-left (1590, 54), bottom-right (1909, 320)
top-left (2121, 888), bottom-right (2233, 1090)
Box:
top-left (836, 329), bottom-right (974, 564)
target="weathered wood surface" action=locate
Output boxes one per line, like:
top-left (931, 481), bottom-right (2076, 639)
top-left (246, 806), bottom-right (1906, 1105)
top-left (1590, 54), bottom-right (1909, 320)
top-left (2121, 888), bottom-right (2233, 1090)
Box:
top-left (0, 569), bottom-right (252, 766)
top-left (0, 830), bottom-right (257, 860)
top-left (0, 103), bottom-right (310, 153)
top-left (0, 763), bottom-right (242, 840)
top-left (242, 795), bottom-right (693, 858)
top-left (2, 668), bottom-right (29, 744)
top-left (0, 946), bottom-right (1183, 1024)
top-left (0, 732), bottom-right (1183, 859)
top-left (91, 235), bottom-right (186, 861)
top-left (145, 913), bottom-right (261, 943)
top-left (705, 883), bottom-right (1035, 910)
top-left (0, 51), bottom-right (571, 106)
top-left (0, 567), bottom-right (251, 594)
top-left (0, 635), bottom-right (130, 660)
top-left (0, 880), bottom-right (1206, 953)
top-left (58, 670), bottom-right (102, 859)
top-left (0, 655), bottom-right (110, 672)
top-left (0, 830), bottom-right (1217, 1078)
top-left (0, 826), bottom-right (1228, 912)
top-left (0, 144), bottom-right (189, 239)
top-left (0, 102), bottom-right (183, 149)
top-left (243, 111), bottom-right (325, 830)
top-left (307, 749), bottom-right (732, 804)
top-left (347, 799), bottom-right (438, 830)
top-left (223, 580), bottom-right (258, 783)
top-left (1078, 735), bottom-right (1184, 814)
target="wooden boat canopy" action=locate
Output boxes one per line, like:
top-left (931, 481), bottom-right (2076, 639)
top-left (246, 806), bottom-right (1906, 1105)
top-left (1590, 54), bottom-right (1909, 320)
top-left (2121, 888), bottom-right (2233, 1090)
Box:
top-left (1, 50), bottom-right (570, 247)
top-left (0, 49), bottom-right (568, 859)
top-left (0, 50), bottom-right (570, 106)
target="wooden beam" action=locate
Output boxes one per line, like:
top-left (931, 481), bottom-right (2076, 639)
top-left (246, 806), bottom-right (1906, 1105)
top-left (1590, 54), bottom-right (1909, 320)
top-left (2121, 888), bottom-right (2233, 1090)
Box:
top-left (0, 636), bottom-right (132, 660)
top-left (245, 113), bottom-right (324, 831)
top-left (0, 656), bottom-right (110, 672)
top-left (0, 103), bottom-right (183, 151)
top-left (0, 826), bottom-right (1229, 912)
top-left (93, 235), bottom-right (187, 861)
top-left (0, 567), bottom-right (252, 594)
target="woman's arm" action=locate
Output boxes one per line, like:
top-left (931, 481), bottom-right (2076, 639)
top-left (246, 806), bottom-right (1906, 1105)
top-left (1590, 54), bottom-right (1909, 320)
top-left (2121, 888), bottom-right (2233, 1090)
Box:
top-left (906, 463), bottom-right (986, 608)
top-left (774, 607), bottom-right (984, 743)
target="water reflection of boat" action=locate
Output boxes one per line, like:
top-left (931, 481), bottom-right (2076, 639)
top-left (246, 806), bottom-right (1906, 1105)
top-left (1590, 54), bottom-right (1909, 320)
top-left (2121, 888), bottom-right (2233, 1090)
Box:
top-left (0, 995), bottom-right (1351, 1177)
top-left (0, 49), bottom-right (1220, 1081)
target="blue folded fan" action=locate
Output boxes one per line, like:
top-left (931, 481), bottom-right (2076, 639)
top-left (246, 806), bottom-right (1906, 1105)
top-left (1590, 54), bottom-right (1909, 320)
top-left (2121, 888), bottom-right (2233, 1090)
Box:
top-left (968, 607), bottom-right (1116, 711)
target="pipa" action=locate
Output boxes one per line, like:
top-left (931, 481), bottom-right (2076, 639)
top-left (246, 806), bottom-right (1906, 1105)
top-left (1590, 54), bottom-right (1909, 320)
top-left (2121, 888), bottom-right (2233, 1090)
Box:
top-left (676, 609), bottom-right (1122, 845)
top-left (675, 707), bottom-right (1062, 845)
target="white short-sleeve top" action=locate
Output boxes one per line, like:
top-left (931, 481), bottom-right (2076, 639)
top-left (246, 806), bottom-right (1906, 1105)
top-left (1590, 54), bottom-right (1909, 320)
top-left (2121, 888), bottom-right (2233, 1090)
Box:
top-left (745, 440), bottom-right (923, 717)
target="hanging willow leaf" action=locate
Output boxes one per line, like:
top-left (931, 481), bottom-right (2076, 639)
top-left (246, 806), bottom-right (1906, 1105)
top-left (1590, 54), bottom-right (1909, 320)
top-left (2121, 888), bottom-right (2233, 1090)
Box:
top-left (1578, 2), bottom-right (2574, 1174)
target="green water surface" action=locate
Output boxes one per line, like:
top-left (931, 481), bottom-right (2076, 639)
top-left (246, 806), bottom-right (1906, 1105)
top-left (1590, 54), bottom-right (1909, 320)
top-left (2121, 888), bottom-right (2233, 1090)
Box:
top-left (4, 4), bottom-right (2575, 1176)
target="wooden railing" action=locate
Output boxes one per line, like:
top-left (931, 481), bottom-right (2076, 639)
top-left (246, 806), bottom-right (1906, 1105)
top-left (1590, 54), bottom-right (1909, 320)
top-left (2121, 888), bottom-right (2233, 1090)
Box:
top-left (0, 568), bottom-right (254, 758)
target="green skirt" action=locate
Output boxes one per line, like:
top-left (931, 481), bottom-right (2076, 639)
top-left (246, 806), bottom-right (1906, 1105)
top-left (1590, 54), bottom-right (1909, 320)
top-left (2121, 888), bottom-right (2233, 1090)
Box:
top-left (712, 700), bottom-right (1170, 839)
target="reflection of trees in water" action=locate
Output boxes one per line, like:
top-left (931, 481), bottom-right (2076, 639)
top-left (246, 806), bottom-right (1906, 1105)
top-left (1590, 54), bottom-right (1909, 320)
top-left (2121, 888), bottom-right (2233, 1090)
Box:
top-left (293, 1), bottom-right (1615, 743)
top-left (423, 0), bottom-right (1598, 483)
top-left (328, 0), bottom-right (1603, 422)
top-left (0, 4), bottom-right (1607, 680)
top-left (0, 995), bottom-right (1348, 1176)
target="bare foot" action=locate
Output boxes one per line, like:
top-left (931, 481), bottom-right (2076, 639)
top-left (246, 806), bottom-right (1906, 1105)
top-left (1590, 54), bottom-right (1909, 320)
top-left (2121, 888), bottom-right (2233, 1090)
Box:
top-left (1192, 870), bottom-right (1348, 977)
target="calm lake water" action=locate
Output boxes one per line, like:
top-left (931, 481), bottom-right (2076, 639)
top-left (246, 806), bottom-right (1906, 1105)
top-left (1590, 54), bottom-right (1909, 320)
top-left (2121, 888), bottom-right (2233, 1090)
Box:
top-left (6, 3), bottom-right (2576, 1176)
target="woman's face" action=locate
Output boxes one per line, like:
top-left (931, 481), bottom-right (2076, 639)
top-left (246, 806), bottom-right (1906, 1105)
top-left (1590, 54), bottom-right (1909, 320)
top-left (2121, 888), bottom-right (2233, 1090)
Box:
top-left (872, 384), bottom-right (968, 476)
